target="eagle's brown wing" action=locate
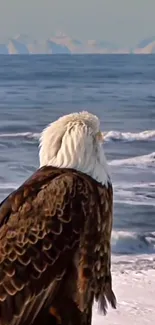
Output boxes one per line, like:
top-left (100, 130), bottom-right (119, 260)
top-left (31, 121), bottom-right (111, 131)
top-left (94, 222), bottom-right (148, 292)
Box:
top-left (0, 166), bottom-right (93, 325)
top-left (0, 166), bottom-right (116, 325)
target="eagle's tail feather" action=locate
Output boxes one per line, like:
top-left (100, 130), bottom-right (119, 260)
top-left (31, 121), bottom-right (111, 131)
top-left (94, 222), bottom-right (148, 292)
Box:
top-left (98, 283), bottom-right (117, 315)
top-left (105, 284), bottom-right (117, 310)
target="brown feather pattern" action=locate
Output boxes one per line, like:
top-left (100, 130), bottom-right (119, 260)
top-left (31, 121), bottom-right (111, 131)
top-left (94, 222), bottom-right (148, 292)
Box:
top-left (0, 166), bottom-right (116, 325)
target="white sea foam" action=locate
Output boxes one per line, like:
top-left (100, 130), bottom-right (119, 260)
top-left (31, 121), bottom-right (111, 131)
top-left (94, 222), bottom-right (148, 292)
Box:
top-left (0, 132), bottom-right (40, 139)
top-left (109, 152), bottom-right (155, 168)
top-left (103, 129), bottom-right (155, 142)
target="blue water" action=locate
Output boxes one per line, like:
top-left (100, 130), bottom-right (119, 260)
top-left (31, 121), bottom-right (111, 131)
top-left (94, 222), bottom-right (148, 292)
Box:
top-left (0, 54), bottom-right (155, 258)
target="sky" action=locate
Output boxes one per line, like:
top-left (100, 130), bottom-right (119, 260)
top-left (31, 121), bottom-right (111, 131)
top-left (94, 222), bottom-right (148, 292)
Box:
top-left (1, 0), bottom-right (155, 47)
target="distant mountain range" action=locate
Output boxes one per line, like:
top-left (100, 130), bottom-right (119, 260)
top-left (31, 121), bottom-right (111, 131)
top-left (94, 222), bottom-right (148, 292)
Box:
top-left (0, 33), bottom-right (155, 54)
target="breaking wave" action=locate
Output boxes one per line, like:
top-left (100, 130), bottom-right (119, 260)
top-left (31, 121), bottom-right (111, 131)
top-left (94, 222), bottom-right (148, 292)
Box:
top-left (112, 231), bottom-right (155, 255)
top-left (109, 152), bottom-right (155, 168)
top-left (0, 129), bottom-right (155, 142)
top-left (103, 130), bottom-right (155, 142)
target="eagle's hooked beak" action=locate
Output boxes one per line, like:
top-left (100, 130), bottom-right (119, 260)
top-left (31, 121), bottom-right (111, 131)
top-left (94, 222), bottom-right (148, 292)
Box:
top-left (95, 131), bottom-right (104, 143)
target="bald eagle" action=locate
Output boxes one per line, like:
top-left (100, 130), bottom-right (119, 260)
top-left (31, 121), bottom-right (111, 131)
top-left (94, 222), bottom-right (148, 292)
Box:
top-left (0, 111), bottom-right (116, 325)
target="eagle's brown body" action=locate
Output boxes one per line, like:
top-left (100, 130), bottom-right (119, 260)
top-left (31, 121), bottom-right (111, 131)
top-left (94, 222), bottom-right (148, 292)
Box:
top-left (0, 166), bottom-right (116, 325)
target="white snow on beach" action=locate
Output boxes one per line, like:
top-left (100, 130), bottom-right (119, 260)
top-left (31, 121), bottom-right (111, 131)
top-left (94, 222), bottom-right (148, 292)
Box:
top-left (93, 255), bottom-right (155, 325)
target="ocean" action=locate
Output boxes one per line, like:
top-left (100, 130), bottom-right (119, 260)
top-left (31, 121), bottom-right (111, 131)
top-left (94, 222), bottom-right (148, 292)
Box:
top-left (0, 54), bottom-right (155, 324)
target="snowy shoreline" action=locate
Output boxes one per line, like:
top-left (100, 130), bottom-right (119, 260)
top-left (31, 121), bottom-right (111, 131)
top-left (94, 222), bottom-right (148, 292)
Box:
top-left (93, 268), bottom-right (155, 325)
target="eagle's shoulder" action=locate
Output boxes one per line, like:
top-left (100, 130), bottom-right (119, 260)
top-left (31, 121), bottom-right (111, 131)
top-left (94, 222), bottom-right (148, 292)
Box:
top-left (0, 166), bottom-right (63, 227)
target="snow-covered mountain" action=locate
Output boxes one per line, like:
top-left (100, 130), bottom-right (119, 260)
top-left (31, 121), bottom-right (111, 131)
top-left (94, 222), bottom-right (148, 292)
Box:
top-left (46, 40), bottom-right (71, 54)
top-left (8, 39), bottom-right (29, 54)
top-left (0, 34), bottom-right (155, 54)
top-left (133, 37), bottom-right (155, 54)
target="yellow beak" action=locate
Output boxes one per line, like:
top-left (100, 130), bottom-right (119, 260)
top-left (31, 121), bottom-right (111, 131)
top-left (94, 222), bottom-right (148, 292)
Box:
top-left (95, 131), bottom-right (104, 142)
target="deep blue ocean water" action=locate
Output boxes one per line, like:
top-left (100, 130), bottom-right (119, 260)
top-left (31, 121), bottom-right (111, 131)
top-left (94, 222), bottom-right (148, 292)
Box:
top-left (0, 54), bottom-right (155, 259)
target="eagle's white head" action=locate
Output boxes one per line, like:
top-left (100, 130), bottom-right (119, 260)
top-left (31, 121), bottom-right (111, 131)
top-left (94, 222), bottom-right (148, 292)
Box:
top-left (39, 111), bottom-right (110, 185)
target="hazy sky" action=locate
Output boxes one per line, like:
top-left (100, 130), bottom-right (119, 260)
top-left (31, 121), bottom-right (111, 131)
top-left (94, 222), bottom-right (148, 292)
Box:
top-left (1, 0), bottom-right (155, 46)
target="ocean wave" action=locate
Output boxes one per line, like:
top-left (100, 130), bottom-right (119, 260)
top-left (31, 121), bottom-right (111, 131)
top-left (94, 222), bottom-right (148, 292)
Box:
top-left (112, 230), bottom-right (155, 255)
top-left (114, 193), bottom-right (155, 207)
top-left (113, 181), bottom-right (155, 206)
top-left (0, 129), bottom-right (155, 142)
top-left (103, 130), bottom-right (155, 142)
top-left (109, 152), bottom-right (155, 168)
top-left (0, 132), bottom-right (40, 140)
top-left (0, 183), bottom-right (17, 190)
top-left (114, 182), bottom-right (155, 189)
